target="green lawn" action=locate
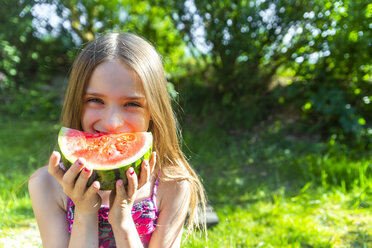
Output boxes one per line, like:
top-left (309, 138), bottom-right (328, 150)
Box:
top-left (0, 119), bottom-right (371, 247)
top-left (0, 120), bottom-right (60, 247)
top-left (181, 121), bottom-right (372, 247)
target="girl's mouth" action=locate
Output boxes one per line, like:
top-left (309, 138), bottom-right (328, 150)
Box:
top-left (94, 129), bottom-right (114, 135)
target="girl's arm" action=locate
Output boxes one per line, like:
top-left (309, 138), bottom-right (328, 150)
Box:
top-left (148, 179), bottom-right (191, 248)
top-left (30, 151), bottom-right (102, 248)
top-left (29, 166), bottom-right (70, 248)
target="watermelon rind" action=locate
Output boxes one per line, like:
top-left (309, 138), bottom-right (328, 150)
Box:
top-left (58, 127), bottom-right (153, 190)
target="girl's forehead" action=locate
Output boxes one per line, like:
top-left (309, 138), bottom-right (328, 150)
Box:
top-left (86, 60), bottom-right (145, 98)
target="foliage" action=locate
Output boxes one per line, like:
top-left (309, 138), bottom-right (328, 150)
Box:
top-left (0, 0), bottom-right (370, 140)
top-left (160, 0), bottom-right (371, 142)
top-left (0, 83), bottom-right (62, 121)
top-left (276, 0), bottom-right (372, 140)
top-left (0, 0), bottom-right (75, 88)
top-left (0, 0), bottom-right (186, 121)
top-left (49, 0), bottom-right (187, 76)
top-left (0, 0), bottom-right (76, 121)
top-left (164, 0), bottom-right (326, 119)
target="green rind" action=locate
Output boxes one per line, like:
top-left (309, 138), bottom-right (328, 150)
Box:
top-left (58, 129), bottom-right (153, 190)
top-left (60, 143), bottom-right (152, 190)
top-left (87, 145), bottom-right (152, 190)
top-left (58, 128), bottom-right (153, 170)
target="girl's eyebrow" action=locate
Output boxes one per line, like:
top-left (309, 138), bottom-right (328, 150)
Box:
top-left (84, 92), bottom-right (146, 101)
top-left (84, 92), bottom-right (103, 97)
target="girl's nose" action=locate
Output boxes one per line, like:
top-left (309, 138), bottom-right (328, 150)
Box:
top-left (101, 106), bottom-right (124, 132)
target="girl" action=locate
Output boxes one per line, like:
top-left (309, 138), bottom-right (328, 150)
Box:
top-left (28, 33), bottom-right (206, 248)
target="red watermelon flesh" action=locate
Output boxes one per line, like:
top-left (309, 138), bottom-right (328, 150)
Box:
top-left (58, 127), bottom-right (153, 189)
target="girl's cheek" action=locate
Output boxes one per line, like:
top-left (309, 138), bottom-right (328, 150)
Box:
top-left (127, 113), bottom-right (150, 132)
top-left (82, 108), bottom-right (100, 129)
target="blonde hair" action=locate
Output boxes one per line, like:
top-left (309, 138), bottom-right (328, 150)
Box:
top-left (61, 33), bottom-right (206, 235)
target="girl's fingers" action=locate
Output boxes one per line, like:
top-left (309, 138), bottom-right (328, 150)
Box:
top-left (47, 151), bottom-right (64, 183)
top-left (149, 152), bottom-right (156, 174)
top-left (85, 181), bottom-right (100, 201)
top-left (73, 164), bottom-right (93, 197)
top-left (113, 168), bottom-right (137, 204)
top-left (114, 179), bottom-right (126, 201)
top-left (126, 167), bottom-right (138, 200)
top-left (109, 187), bottom-right (117, 208)
top-left (138, 160), bottom-right (150, 189)
top-left (110, 169), bottom-right (137, 210)
top-left (110, 179), bottom-right (128, 209)
top-left (138, 152), bottom-right (156, 189)
top-left (61, 158), bottom-right (85, 192)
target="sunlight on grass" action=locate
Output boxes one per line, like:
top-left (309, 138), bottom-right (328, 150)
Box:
top-left (184, 188), bottom-right (372, 247)
top-left (180, 122), bottom-right (371, 247)
top-left (0, 219), bottom-right (41, 248)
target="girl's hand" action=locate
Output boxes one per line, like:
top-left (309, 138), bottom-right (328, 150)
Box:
top-left (138, 152), bottom-right (156, 189)
top-left (108, 152), bottom-right (156, 228)
top-left (48, 151), bottom-right (101, 215)
top-left (108, 167), bottom-right (138, 229)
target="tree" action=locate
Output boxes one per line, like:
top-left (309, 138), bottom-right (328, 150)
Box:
top-left (281, 0), bottom-right (372, 139)
top-left (0, 0), bottom-right (186, 119)
top-left (0, 0), bottom-right (75, 88)
top-left (161, 0), bottom-right (327, 123)
top-left (49, 0), bottom-right (186, 74)
top-left (159, 0), bottom-right (371, 140)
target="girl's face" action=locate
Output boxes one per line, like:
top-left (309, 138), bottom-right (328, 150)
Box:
top-left (81, 60), bottom-right (151, 134)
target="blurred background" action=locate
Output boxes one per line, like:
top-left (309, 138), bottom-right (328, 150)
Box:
top-left (0, 0), bottom-right (371, 247)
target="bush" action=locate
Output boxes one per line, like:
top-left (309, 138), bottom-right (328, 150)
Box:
top-left (0, 83), bottom-right (62, 121)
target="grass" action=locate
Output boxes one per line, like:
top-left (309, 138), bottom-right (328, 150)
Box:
top-left (180, 119), bottom-right (371, 247)
top-left (0, 118), bottom-right (371, 247)
top-left (0, 120), bottom-right (60, 247)
top-left (183, 188), bottom-right (372, 247)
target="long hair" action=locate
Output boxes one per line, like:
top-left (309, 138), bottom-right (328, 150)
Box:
top-left (61, 33), bottom-right (206, 234)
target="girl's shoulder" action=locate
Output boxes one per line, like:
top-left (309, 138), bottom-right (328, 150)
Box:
top-left (28, 166), bottom-right (67, 209)
top-left (28, 166), bottom-right (71, 247)
top-left (29, 166), bottom-right (58, 189)
top-left (156, 177), bottom-right (191, 211)
top-left (148, 176), bottom-right (191, 245)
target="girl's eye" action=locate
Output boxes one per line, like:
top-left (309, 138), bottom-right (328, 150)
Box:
top-left (86, 98), bottom-right (104, 104)
top-left (125, 102), bottom-right (141, 107)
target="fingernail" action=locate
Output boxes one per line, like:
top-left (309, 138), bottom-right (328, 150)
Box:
top-left (129, 167), bottom-right (135, 175)
top-left (117, 179), bottom-right (123, 186)
top-left (84, 165), bottom-right (91, 172)
top-left (77, 158), bottom-right (85, 167)
top-left (145, 160), bottom-right (149, 167)
top-left (93, 181), bottom-right (100, 189)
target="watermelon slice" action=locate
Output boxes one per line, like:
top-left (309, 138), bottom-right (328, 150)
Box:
top-left (58, 127), bottom-right (152, 190)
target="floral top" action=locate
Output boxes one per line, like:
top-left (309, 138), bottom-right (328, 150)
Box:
top-left (66, 178), bottom-right (159, 248)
